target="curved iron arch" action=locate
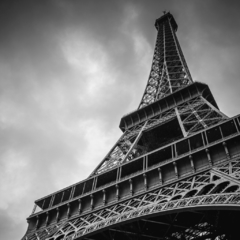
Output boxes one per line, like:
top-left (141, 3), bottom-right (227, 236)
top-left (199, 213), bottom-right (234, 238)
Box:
top-left (223, 185), bottom-right (239, 193)
top-left (65, 193), bottom-right (240, 240)
top-left (210, 181), bottom-right (230, 194)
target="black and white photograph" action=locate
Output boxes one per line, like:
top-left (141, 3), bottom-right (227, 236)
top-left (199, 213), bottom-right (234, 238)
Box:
top-left (1, 1), bottom-right (240, 240)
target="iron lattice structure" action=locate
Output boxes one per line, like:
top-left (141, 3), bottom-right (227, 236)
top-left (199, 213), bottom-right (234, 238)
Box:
top-left (22, 12), bottom-right (240, 240)
top-left (139, 12), bottom-right (193, 108)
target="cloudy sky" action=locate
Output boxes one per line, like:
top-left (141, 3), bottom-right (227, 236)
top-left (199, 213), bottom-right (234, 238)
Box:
top-left (1, 0), bottom-right (240, 239)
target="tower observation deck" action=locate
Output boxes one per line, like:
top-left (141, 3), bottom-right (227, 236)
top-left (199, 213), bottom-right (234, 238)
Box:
top-left (22, 12), bottom-right (240, 240)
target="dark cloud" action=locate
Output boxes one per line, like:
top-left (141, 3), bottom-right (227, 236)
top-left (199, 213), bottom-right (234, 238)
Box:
top-left (0, 1), bottom-right (240, 239)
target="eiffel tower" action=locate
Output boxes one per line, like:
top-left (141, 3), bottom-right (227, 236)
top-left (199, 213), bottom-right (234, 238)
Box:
top-left (22, 12), bottom-right (240, 240)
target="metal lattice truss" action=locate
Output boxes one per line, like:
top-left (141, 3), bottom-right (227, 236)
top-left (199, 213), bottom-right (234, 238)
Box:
top-left (177, 97), bottom-right (228, 136)
top-left (91, 96), bottom-right (227, 175)
top-left (23, 158), bottom-right (240, 240)
top-left (25, 225), bottom-right (59, 240)
top-left (213, 159), bottom-right (240, 181)
top-left (72, 193), bottom-right (238, 240)
top-left (92, 121), bottom-right (149, 175)
top-left (139, 13), bottom-right (193, 109)
top-left (92, 106), bottom-right (176, 175)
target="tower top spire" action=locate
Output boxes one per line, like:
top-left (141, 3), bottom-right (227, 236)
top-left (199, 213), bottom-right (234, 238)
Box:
top-left (155, 12), bottom-right (178, 31)
top-left (139, 12), bottom-right (190, 109)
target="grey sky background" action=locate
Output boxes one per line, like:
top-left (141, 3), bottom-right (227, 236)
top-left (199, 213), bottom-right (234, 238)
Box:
top-left (1, 1), bottom-right (240, 239)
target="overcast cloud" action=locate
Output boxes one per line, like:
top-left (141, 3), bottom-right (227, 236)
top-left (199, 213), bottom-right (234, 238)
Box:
top-left (0, 1), bottom-right (240, 239)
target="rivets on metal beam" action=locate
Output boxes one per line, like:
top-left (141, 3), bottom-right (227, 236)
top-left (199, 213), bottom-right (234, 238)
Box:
top-left (56, 207), bottom-right (59, 223)
top-left (129, 179), bottom-right (133, 196)
top-left (45, 212), bottom-right (49, 226)
top-left (158, 167), bottom-right (163, 184)
top-left (205, 148), bottom-right (212, 166)
top-left (173, 161), bottom-right (178, 178)
top-left (116, 184), bottom-right (119, 201)
top-left (189, 155), bottom-right (195, 173)
top-left (102, 189), bottom-right (106, 206)
top-left (222, 141), bottom-right (230, 159)
top-left (90, 195), bottom-right (94, 210)
top-left (67, 203), bottom-right (71, 219)
top-left (35, 215), bottom-right (39, 229)
top-left (143, 173), bottom-right (148, 191)
top-left (78, 199), bottom-right (82, 214)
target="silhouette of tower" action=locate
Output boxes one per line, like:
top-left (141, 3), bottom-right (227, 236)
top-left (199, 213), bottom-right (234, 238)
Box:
top-left (22, 12), bottom-right (240, 240)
